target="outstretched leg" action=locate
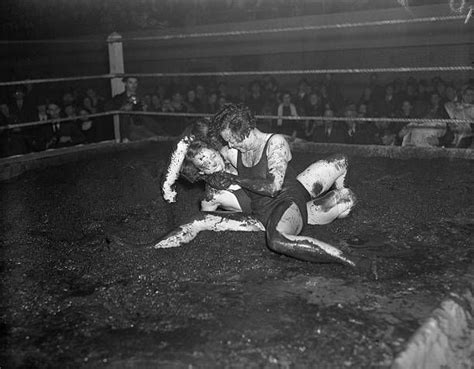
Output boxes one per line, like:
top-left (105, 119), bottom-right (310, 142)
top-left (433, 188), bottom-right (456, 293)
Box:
top-left (307, 187), bottom-right (357, 225)
top-left (154, 212), bottom-right (264, 249)
top-left (297, 154), bottom-right (349, 198)
top-left (265, 200), bottom-right (356, 267)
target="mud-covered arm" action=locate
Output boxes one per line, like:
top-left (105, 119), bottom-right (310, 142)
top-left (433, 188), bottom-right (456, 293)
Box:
top-left (225, 135), bottom-right (291, 197)
top-left (161, 135), bottom-right (194, 203)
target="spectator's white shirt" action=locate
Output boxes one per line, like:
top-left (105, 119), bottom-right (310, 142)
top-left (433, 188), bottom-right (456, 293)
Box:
top-left (444, 101), bottom-right (473, 146)
top-left (402, 121), bottom-right (446, 147)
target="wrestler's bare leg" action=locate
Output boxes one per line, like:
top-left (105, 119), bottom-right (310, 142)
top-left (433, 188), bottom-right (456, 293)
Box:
top-left (297, 154), bottom-right (349, 197)
top-left (266, 201), bottom-right (356, 266)
top-left (153, 213), bottom-right (264, 249)
top-left (307, 188), bottom-right (357, 225)
top-left (200, 187), bottom-right (243, 212)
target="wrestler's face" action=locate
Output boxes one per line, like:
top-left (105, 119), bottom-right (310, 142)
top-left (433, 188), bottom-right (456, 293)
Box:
top-left (220, 128), bottom-right (249, 152)
top-left (191, 148), bottom-right (225, 175)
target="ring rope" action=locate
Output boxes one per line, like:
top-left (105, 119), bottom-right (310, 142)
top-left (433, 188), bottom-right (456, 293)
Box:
top-left (117, 15), bottom-right (466, 42)
top-left (125, 66), bottom-right (473, 78)
top-left (1, 65), bottom-right (472, 88)
top-left (2, 110), bottom-right (470, 132)
top-left (0, 111), bottom-right (115, 131)
top-left (0, 14), bottom-right (465, 45)
top-left (0, 74), bottom-right (115, 87)
top-left (123, 110), bottom-right (473, 125)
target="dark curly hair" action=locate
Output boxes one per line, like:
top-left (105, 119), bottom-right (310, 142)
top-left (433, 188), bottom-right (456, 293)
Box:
top-left (212, 103), bottom-right (256, 142)
top-left (175, 118), bottom-right (224, 183)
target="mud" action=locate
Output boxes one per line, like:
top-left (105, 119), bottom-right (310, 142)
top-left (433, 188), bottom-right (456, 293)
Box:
top-left (0, 142), bottom-right (473, 368)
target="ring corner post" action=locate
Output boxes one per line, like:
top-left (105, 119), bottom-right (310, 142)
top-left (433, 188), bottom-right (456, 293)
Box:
top-left (107, 32), bottom-right (124, 143)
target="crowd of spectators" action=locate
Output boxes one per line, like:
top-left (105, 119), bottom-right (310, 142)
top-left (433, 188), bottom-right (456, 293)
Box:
top-left (1, 73), bottom-right (473, 157)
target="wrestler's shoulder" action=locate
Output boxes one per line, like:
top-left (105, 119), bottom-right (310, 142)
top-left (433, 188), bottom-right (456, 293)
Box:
top-left (268, 134), bottom-right (291, 148)
top-left (220, 145), bottom-right (238, 161)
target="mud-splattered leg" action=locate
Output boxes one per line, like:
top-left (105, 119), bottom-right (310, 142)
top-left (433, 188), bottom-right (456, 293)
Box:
top-left (153, 213), bottom-right (264, 249)
top-left (297, 154), bottom-right (349, 198)
top-left (307, 188), bottom-right (357, 225)
top-left (265, 200), bottom-right (356, 266)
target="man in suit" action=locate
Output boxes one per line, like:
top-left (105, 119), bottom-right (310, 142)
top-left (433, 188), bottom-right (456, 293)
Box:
top-left (44, 103), bottom-right (85, 149)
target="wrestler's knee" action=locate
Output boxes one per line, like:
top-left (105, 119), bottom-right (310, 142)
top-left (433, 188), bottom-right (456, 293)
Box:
top-left (325, 153), bottom-right (349, 170)
top-left (335, 188), bottom-right (357, 218)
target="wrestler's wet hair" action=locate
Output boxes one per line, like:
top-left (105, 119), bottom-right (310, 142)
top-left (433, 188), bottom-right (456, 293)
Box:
top-left (213, 103), bottom-right (256, 141)
top-left (179, 117), bottom-right (223, 149)
top-left (180, 140), bottom-right (214, 183)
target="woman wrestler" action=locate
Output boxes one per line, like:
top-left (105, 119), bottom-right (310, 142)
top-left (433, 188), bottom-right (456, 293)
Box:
top-left (160, 116), bottom-right (357, 267)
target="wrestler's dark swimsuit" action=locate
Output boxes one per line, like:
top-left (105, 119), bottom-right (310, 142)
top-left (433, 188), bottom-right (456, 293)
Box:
top-left (236, 134), bottom-right (310, 229)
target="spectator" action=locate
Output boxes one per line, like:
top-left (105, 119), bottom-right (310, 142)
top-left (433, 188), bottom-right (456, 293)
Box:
top-left (318, 108), bottom-right (348, 144)
top-left (184, 89), bottom-right (200, 113)
top-left (319, 85), bottom-right (334, 113)
top-left (262, 75), bottom-right (279, 105)
top-left (400, 107), bottom-right (447, 148)
top-left (358, 86), bottom-right (374, 116)
top-left (83, 96), bottom-right (96, 114)
top-left (78, 108), bottom-right (98, 143)
top-left (44, 102), bottom-right (85, 149)
top-left (258, 101), bottom-right (274, 132)
top-left (0, 102), bottom-right (28, 156)
top-left (349, 103), bottom-right (378, 145)
top-left (246, 80), bottom-right (265, 115)
top-left (64, 104), bottom-right (77, 121)
top-left (307, 118), bottom-right (326, 143)
top-left (393, 78), bottom-right (405, 103)
top-left (150, 94), bottom-right (162, 111)
top-left (85, 88), bottom-right (105, 112)
top-left (373, 84), bottom-right (397, 118)
top-left (217, 95), bottom-right (227, 111)
top-left (445, 84), bottom-right (457, 104)
top-left (168, 91), bottom-right (188, 135)
top-left (237, 84), bottom-right (249, 105)
top-left (62, 92), bottom-right (76, 109)
top-left (217, 81), bottom-right (232, 101)
top-left (397, 99), bottom-right (416, 119)
top-left (275, 91), bottom-right (299, 138)
top-left (375, 118), bottom-right (398, 146)
top-left (195, 84), bottom-right (207, 111)
top-left (393, 99), bottom-right (417, 145)
top-left (207, 91), bottom-right (219, 114)
top-left (303, 92), bottom-right (324, 141)
top-left (108, 76), bottom-right (149, 141)
top-left (425, 92), bottom-right (450, 120)
top-left (161, 98), bottom-right (173, 113)
top-left (368, 73), bottom-right (384, 98)
top-left (295, 78), bottom-right (310, 115)
top-left (444, 85), bottom-right (474, 148)
top-left (404, 80), bottom-right (419, 103)
top-left (345, 103), bottom-right (358, 144)
top-left (9, 87), bottom-right (33, 123)
top-left (323, 73), bottom-right (343, 112)
top-left (143, 93), bottom-right (152, 111)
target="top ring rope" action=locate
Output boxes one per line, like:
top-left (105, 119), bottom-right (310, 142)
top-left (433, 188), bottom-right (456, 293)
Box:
top-left (0, 74), bottom-right (115, 87)
top-left (116, 15), bottom-right (466, 42)
top-left (1, 65), bottom-right (471, 88)
top-left (0, 14), bottom-right (466, 45)
top-left (126, 66), bottom-right (473, 78)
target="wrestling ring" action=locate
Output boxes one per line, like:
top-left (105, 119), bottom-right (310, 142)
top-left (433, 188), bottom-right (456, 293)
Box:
top-left (1, 4), bottom-right (473, 369)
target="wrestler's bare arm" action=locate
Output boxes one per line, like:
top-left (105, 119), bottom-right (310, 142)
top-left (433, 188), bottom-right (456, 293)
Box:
top-left (231, 135), bottom-right (291, 197)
